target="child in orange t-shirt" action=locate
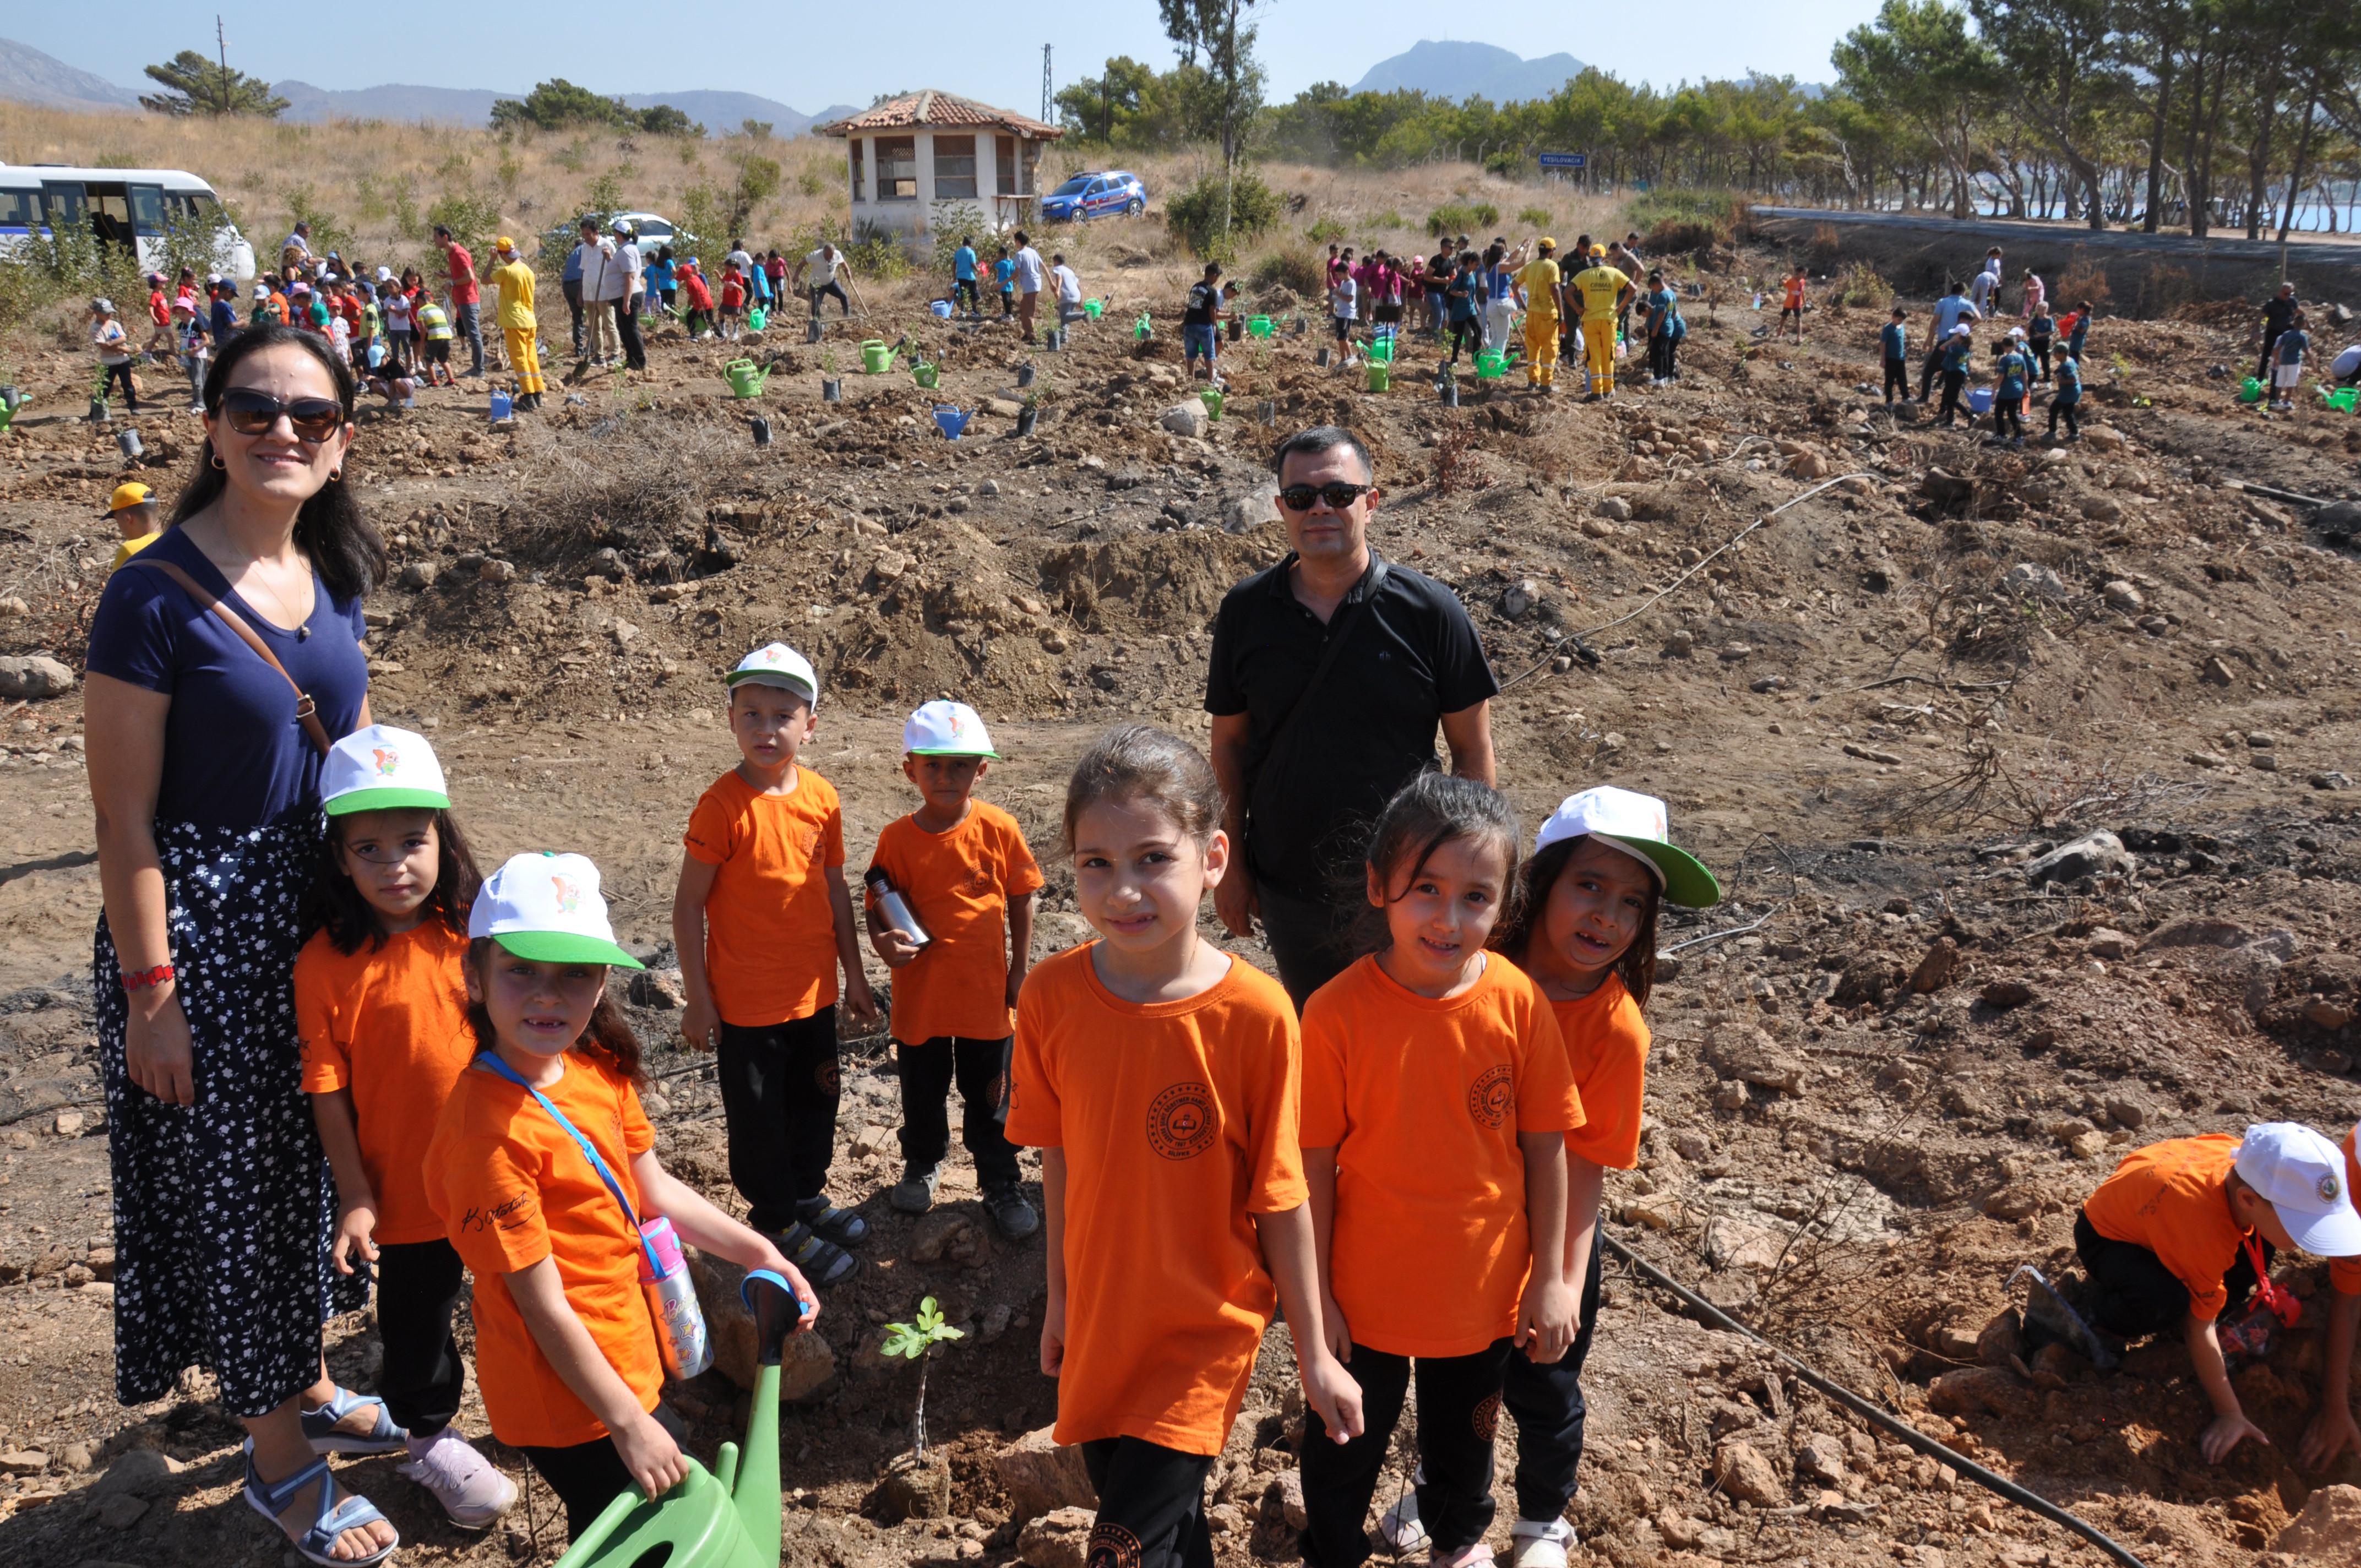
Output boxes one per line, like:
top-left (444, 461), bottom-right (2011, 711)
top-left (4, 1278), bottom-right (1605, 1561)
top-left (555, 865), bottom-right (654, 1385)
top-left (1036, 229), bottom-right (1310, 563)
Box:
top-left (2077, 1124), bottom-right (2361, 1464)
top-left (1007, 725), bottom-right (1360, 1568)
top-left (426, 852), bottom-right (819, 1540)
top-left (1779, 268), bottom-right (1807, 342)
top-left (299, 727), bottom-right (519, 1532)
top-left (672, 644), bottom-right (879, 1289)
top-left (2302, 1121), bottom-right (2361, 1469)
top-left (1468, 787), bottom-right (1720, 1567)
top-left (865, 701), bottom-right (1044, 1237)
top-left (1299, 773), bottom-right (1581, 1568)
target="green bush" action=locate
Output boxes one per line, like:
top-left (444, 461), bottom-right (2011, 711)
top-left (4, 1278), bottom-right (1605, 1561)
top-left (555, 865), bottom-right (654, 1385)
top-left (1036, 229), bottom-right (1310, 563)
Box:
top-left (1248, 241), bottom-right (1325, 298)
top-left (425, 190), bottom-right (502, 251)
top-left (1164, 168), bottom-right (1282, 261)
top-left (1304, 216), bottom-right (1346, 245)
top-left (1623, 190), bottom-right (1748, 254)
top-left (1370, 209), bottom-right (1405, 230)
top-left (1517, 206), bottom-right (1553, 228)
top-left (1426, 202), bottom-right (1498, 237)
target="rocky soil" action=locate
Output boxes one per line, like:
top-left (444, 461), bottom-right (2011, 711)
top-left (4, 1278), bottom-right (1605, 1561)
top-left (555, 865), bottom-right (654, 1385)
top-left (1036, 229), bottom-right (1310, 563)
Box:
top-left (0, 252), bottom-right (2359, 1568)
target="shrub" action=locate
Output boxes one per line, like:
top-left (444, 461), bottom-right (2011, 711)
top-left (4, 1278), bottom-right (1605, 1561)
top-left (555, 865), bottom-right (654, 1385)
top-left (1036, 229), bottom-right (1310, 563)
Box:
top-left (1305, 216), bottom-right (1347, 245)
top-left (1518, 206), bottom-right (1552, 228)
top-left (1164, 168), bottom-right (1282, 261)
top-left (426, 190), bottom-right (502, 251)
top-left (1830, 259), bottom-right (1891, 308)
top-left (1624, 189), bottom-right (1747, 254)
top-left (1249, 241), bottom-right (1325, 297)
top-left (1371, 209), bottom-right (1405, 231)
top-left (1427, 202), bottom-right (1499, 237)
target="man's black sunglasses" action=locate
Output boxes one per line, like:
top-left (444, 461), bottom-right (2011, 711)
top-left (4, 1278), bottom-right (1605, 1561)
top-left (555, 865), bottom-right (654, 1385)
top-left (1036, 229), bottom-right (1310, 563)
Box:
top-left (217, 388), bottom-right (346, 441)
top-left (1275, 482), bottom-right (1377, 512)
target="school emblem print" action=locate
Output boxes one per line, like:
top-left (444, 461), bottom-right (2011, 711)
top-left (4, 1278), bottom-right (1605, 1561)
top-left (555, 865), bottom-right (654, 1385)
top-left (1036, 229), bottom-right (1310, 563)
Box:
top-left (1467, 1063), bottom-right (1514, 1129)
top-left (1087, 1522), bottom-right (1144, 1568)
top-left (1472, 1391), bottom-right (1503, 1441)
top-left (1146, 1082), bottom-right (1217, 1160)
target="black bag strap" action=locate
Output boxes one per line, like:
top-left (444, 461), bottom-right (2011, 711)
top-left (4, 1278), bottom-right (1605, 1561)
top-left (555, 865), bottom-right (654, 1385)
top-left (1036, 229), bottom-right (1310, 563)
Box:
top-left (1249, 557), bottom-right (1389, 792)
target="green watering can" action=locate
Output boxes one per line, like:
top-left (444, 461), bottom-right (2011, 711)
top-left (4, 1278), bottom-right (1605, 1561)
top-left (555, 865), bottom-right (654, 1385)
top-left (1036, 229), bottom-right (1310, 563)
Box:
top-left (723, 360), bottom-right (771, 399)
top-left (1247, 315), bottom-right (1274, 339)
top-left (556, 1270), bottom-right (807, 1568)
top-left (1366, 335), bottom-right (1395, 364)
top-left (747, 306), bottom-right (768, 333)
top-left (861, 340), bottom-right (899, 374)
top-left (1083, 298), bottom-right (1105, 320)
top-left (1199, 386), bottom-right (1224, 421)
top-left (1473, 351), bottom-right (1506, 381)
top-left (2325, 386), bottom-right (2358, 413)
top-left (912, 362), bottom-right (940, 390)
top-left (1365, 362), bottom-right (1392, 393)
top-left (2237, 376), bottom-right (2264, 404)
top-left (1134, 312), bottom-right (1152, 342)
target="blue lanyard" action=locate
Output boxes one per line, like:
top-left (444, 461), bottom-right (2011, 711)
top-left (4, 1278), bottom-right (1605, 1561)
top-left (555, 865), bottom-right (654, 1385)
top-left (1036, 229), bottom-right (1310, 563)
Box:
top-left (472, 1052), bottom-right (663, 1276)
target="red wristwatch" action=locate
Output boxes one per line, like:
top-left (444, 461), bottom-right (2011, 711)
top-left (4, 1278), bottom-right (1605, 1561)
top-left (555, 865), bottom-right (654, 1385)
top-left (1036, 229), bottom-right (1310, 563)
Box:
top-left (120, 964), bottom-right (176, 992)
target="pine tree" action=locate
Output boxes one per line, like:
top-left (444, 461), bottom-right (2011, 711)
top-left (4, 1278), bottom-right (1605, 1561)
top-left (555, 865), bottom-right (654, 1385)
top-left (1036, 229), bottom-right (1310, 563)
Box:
top-left (140, 50), bottom-right (288, 118)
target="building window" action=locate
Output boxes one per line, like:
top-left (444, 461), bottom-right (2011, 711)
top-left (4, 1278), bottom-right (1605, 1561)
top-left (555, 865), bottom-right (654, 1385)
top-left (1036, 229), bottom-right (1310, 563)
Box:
top-left (933, 134), bottom-right (977, 200)
top-left (995, 137), bottom-right (1016, 202)
top-left (849, 139), bottom-right (864, 202)
top-left (875, 136), bottom-right (917, 201)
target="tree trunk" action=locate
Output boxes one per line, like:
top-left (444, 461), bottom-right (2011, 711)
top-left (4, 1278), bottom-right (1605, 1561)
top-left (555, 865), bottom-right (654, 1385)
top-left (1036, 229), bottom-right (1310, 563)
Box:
top-left (2142, 41), bottom-right (2179, 233)
top-left (2276, 77), bottom-right (2321, 244)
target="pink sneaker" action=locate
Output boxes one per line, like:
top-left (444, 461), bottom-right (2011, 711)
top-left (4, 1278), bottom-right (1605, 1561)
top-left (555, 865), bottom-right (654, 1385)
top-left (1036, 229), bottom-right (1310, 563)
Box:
top-left (398, 1428), bottom-right (518, 1530)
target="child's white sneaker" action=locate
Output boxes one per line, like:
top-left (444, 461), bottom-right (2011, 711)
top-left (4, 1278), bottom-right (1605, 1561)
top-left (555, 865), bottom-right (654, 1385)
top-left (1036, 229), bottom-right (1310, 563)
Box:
top-left (1509, 1517), bottom-right (1576, 1568)
top-left (1430, 1545), bottom-right (1494, 1567)
top-left (1379, 1485), bottom-right (1429, 1553)
top-left (398, 1428), bottom-right (516, 1530)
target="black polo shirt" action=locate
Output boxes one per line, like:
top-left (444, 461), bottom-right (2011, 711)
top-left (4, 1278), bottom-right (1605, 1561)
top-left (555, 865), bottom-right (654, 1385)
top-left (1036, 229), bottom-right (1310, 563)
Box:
top-left (1206, 549), bottom-right (1498, 897)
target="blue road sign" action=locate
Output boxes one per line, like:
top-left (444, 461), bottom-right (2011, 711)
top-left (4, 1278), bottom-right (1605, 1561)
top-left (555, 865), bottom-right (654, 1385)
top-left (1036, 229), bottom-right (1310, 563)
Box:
top-left (1539, 152), bottom-right (1588, 169)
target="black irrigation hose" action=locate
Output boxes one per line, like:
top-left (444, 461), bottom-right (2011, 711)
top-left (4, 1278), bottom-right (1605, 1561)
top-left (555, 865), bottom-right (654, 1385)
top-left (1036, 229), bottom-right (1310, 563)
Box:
top-left (1598, 1230), bottom-right (2150, 1568)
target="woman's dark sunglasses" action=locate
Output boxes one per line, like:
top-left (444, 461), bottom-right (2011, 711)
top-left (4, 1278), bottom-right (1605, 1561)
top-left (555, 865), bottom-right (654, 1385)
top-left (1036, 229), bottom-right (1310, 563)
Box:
top-left (217, 388), bottom-right (346, 441)
top-left (1276, 482), bottom-right (1377, 512)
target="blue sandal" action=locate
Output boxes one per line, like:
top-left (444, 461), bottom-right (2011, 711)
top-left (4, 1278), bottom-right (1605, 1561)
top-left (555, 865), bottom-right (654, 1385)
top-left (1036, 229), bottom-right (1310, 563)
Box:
top-left (242, 1445), bottom-right (400, 1567)
top-left (301, 1385), bottom-right (409, 1455)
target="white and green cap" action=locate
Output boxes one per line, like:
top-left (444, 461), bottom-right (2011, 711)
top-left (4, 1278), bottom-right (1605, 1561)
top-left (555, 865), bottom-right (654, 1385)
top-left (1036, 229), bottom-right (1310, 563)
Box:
top-left (467, 851), bottom-right (645, 969)
top-left (903, 699), bottom-right (997, 758)
top-left (322, 724), bottom-right (450, 817)
top-left (1534, 786), bottom-right (1722, 908)
top-left (726, 642), bottom-right (819, 705)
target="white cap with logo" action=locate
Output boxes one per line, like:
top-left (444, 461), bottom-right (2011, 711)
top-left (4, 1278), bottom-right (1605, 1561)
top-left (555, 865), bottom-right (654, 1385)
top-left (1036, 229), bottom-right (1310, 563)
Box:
top-left (903, 700), bottom-right (997, 758)
top-left (321, 724), bottom-right (450, 816)
top-left (469, 852), bottom-right (645, 969)
top-left (725, 643), bottom-right (819, 705)
top-left (1533, 785), bottom-right (1721, 908)
top-left (2235, 1122), bottom-right (2361, 1258)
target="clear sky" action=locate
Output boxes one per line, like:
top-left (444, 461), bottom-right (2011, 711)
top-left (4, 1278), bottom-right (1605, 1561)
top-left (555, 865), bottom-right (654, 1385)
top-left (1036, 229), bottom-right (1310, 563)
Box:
top-left (14, 3), bottom-right (1884, 118)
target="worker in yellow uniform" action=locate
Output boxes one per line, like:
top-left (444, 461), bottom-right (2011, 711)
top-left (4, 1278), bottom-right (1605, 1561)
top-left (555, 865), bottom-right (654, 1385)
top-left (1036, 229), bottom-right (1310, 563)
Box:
top-left (1514, 238), bottom-right (1566, 392)
top-left (492, 237), bottom-right (544, 412)
top-left (106, 482), bottom-right (161, 570)
top-left (1570, 244), bottom-right (1636, 400)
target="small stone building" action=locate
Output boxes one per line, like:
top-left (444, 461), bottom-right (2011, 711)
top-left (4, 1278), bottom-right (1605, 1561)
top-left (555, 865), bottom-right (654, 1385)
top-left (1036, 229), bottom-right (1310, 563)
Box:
top-left (819, 90), bottom-right (1065, 247)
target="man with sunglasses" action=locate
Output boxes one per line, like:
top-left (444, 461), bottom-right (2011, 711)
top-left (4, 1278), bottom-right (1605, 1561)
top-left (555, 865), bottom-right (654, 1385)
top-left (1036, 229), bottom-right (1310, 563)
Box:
top-left (1206, 426), bottom-right (1499, 1008)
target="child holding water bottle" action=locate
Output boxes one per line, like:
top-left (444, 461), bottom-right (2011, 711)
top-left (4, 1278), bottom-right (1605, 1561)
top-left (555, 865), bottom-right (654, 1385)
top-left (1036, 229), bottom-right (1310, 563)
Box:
top-left (426, 852), bottom-right (819, 1539)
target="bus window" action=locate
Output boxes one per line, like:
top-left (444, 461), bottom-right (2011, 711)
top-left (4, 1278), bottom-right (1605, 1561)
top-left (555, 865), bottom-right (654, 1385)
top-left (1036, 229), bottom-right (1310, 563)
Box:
top-left (0, 189), bottom-right (35, 229)
top-left (87, 186), bottom-right (132, 249)
top-left (40, 182), bottom-right (87, 228)
top-left (129, 184), bottom-right (166, 235)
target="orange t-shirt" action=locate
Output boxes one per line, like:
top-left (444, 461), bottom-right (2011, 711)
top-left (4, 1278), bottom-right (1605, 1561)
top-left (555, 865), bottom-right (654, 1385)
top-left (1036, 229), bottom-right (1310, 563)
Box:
top-left (2335, 1124), bottom-right (2361, 1297)
top-left (296, 920), bottom-right (478, 1245)
top-left (1549, 974), bottom-right (1650, 1172)
top-left (2082, 1135), bottom-right (2248, 1322)
top-left (684, 766), bottom-right (847, 1026)
top-left (425, 1052), bottom-right (660, 1449)
top-left (868, 802), bottom-right (1045, 1044)
top-left (1301, 953), bottom-right (1582, 1358)
top-left (1783, 277), bottom-right (1806, 308)
top-left (1006, 944), bottom-right (1306, 1455)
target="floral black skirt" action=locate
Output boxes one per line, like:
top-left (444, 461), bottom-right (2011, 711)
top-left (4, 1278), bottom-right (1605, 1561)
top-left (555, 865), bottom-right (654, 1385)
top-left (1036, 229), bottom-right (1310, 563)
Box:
top-left (94, 816), bottom-right (366, 1418)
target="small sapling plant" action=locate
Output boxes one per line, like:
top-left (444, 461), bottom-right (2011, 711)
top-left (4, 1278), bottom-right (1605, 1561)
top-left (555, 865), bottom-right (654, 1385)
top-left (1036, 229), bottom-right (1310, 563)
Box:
top-left (880, 1295), bottom-right (965, 1460)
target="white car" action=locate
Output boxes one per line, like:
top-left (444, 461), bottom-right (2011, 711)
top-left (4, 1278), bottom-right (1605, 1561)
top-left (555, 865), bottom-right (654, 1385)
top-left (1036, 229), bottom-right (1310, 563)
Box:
top-left (548, 210), bottom-right (696, 257)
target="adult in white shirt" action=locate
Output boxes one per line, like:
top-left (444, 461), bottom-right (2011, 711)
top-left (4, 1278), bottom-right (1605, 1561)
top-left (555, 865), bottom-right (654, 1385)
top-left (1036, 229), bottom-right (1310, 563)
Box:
top-left (279, 222), bottom-right (312, 264)
top-left (575, 219), bottom-right (624, 365)
top-left (1011, 231), bottom-right (1046, 342)
top-left (611, 218), bottom-right (646, 371)
top-left (793, 242), bottom-right (853, 318)
top-left (1050, 253), bottom-right (1082, 325)
top-left (726, 239), bottom-right (755, 281)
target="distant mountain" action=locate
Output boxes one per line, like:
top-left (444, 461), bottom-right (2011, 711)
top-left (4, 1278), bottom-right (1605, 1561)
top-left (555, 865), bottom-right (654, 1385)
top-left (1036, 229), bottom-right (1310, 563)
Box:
top-left (275, 80), bottom-right (505, 126)
top-left (0, 36), bottom-right (140, 111)
top-left (1351, 42), bottom-right (1587, 105)
top-left (622, 93), bottom-right (859, 139)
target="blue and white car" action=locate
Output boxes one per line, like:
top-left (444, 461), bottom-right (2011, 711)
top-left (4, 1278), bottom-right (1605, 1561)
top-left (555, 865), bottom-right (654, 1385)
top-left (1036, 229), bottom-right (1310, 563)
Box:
top-left (1040, 171), bottom-right (1147, 223)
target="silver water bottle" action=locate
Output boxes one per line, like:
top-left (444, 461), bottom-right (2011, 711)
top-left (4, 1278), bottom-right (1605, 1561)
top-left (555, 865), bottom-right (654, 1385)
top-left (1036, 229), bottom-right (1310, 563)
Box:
top-left (864, 867), bottom-right (932, 949)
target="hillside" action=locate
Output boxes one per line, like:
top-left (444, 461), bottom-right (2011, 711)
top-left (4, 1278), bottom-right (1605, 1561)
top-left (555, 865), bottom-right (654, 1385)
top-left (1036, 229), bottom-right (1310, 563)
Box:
top-left (0, 36), bottom-right (138, 113)
top-left (1351, 40), bottom-right (1587, 105)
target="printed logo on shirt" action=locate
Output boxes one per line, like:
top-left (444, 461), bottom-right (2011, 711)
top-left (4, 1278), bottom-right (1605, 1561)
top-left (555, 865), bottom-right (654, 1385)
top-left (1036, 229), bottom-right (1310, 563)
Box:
top-left (459, 1193), bottom-right (532, 1234)
top-left (1086, 1523), bottom-right (1144, 1568)
top-left (1467, 1063), bottom-right (1515, 1129)
top-left (960, 864), bottom-right (997, 897)
top-left (1472, 1390), bottom-right (1503, 1441)
top-left (1145, 1081), bottom-right (1218, 1161)
top-left (798, 825), bottom-right (822, 858)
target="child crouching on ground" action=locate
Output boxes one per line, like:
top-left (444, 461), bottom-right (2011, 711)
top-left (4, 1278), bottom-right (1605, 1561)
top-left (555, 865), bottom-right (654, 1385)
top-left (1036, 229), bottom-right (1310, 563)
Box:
top-left (300, 727), bottom-right (515, 1529)
top-left (866, 701), bottom-right (1044, 1238)
top-left (1299, 774), bottom-right (1581, 1568)
top-left (1009, 725), bottom-right (1361, 1568)
top-left (673, 645), bottom-right (879, 1289)
top-left (2072, 1123), bottom-right (2361, 1464)
top-left (425, 853), bottom-right (820, 1539)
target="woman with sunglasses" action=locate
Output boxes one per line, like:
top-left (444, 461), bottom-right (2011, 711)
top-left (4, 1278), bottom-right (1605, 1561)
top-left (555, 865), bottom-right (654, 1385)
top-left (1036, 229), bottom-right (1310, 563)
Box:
top-left (84, 325), bottom-right (401, 1566)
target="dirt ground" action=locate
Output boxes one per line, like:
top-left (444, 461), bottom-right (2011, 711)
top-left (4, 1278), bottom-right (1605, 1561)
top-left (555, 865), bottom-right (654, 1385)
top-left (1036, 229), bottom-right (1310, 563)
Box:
top-left (2, 233), bottom-right (2360, 1568)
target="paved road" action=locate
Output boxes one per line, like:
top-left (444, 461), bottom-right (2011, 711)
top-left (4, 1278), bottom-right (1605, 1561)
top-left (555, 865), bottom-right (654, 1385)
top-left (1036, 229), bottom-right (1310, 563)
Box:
top-left (1752, 206), bottom-right (2361, 274)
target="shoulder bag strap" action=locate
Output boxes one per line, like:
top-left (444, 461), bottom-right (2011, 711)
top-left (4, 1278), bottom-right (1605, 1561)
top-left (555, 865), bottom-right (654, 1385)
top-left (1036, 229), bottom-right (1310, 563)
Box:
top-left (473, 1052), bottom-right (665, 1275)
top-left (1248, 560), bottom-right (1390, 788)
top-left (125, 557), bottom-right (334, 757)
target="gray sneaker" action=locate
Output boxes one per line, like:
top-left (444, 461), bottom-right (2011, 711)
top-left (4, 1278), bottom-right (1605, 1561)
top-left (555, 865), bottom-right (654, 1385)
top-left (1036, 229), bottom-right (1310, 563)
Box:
top-left (890, 1163), bottom-right (940, 1215)
top-left (983, 1186), bottom-right (1039, 1240)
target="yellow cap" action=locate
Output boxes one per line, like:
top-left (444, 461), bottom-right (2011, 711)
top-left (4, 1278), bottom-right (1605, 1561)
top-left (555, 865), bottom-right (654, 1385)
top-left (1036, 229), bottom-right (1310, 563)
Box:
top-left (107, 482), bottom-right (153, 513)
top-left (1589, 244), bottom-right (1607, 258)
top-left (1539, 236), bottom-right (1557, 249)
top-left (495, 236), bottom-right (515, 251)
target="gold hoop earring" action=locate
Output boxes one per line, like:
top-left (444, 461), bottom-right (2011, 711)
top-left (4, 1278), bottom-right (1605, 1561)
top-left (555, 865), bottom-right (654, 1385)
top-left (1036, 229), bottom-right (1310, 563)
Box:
top-left (329, 469), bottom-right (341, 483)
top-left (209, 451), bottom-right (226, 470)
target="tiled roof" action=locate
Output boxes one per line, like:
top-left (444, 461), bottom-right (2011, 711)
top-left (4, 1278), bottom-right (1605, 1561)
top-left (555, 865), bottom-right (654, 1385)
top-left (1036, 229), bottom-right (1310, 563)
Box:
top-left (817, 91), bottom-right (1062, 139)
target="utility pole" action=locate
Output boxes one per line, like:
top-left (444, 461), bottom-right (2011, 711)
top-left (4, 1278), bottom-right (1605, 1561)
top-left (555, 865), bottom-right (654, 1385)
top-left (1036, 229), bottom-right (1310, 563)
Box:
top-left (1041, 44), bottom-right (1053, 127)
top-left (215, 15), bottom-right (232, 116)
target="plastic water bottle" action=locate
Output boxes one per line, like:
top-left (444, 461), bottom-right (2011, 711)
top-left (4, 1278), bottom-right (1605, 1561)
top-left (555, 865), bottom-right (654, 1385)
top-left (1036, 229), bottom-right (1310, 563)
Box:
top-left (638, 1216), bottom-right (713, 1380)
